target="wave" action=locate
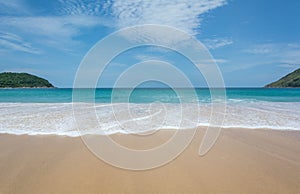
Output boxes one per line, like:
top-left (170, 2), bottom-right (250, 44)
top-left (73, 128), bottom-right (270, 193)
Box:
top-left (0, 102), bottom-right (299, 137)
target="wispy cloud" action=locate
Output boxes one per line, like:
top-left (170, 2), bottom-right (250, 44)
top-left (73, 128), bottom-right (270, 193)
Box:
top-left (225, 43), bottom-right (300, 72)
top-left (0, 0), bottom-right (29, 15)
top-left (111, 0), bottom-right (226, 35)
top-left (57, 0), bottom-right (227, 35)
top-left (196, 58), bottom-right (228, 69)
top-left (134, 54), bottom-right (166, 62)
top-left (0, 15), bottom-right (111, 52)
top-left (214, 58), bottom-right (228, 64)
top-left (57, 0), bottom-right (111, 16)
top-left (277, 63), bottom-right (300, 69)
top-left (58, 0), bottom-right (228, 48)
top-left (0, 31), bottom-right (40, 54)
top-left (245, 43), bottom-right (300, 67)
top-left (0, 0), bottom-right (112, 53)
top-left (0, 0), bottom-right (228, 54)
top-left (244, 43), bottom-right (275, 54)
top-left (1, 16), bottom-right (106, 38)
top-left (203, 38), bottom-right (233, 49)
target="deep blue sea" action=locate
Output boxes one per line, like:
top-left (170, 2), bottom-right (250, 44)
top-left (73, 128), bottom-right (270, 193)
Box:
top-left (0, 88), bottom-right (299, 136)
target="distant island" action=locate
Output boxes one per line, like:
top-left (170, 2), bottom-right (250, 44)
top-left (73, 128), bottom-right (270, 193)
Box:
top-left (0, 72), bottom-right (54, 88)
top-left (265, 68), bottom-right (300, 88)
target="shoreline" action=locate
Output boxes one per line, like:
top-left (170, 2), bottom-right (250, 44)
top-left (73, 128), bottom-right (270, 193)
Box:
top-left (0, 126), bottom-right (299, 137)
top-left (0, 128), bottom-right (299, 193)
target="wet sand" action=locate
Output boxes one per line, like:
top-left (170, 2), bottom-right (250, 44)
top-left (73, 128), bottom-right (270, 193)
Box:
top-left (0, 128), bottom-right (299, 193)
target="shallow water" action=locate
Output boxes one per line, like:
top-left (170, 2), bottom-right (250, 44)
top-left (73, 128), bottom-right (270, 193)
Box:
top-left (0, 88), bottom-right (299, 136)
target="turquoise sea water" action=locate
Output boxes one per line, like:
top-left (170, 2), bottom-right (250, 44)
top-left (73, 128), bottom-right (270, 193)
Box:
top-left (0, 88), bottom-right (300, 103)
top-left (0, 88), bottom-right (299, 136)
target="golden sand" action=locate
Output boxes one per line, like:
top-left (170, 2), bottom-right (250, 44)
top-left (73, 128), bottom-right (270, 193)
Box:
top-left (0, 128), bottom-right (299, 193)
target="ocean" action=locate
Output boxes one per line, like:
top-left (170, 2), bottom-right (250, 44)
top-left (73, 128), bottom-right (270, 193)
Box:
top-left (0, 88), bottom-right (299, 136)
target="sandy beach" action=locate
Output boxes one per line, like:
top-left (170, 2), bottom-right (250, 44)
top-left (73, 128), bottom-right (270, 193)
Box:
top-left (0, 128), bottom-right (299, 193)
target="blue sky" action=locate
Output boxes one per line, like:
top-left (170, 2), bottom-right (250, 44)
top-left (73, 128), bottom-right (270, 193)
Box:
top-left (1, 0), bottom-right (300, 87)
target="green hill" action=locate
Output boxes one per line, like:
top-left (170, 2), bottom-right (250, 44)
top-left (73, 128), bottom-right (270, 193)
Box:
top-left (0, 72), bottom-right (54, 88)
top-left (265, 68), bottom-right (300, 88)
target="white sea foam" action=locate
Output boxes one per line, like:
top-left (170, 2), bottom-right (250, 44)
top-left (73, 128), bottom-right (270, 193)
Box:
top-left (0, 102), bottom-right (299, 136)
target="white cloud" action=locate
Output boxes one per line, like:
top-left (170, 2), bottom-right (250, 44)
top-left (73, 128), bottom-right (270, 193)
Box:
top-left (277, 63), bottom-right (300, 69)
top-left (203, 38), bottom-right (233, 49)
top-left (1, 16), bottom-right (107, 39)
top-left (244, 43), bottom-right (300, 66)
top-left (214, 58), bottom-right (228, 64)
top-left (0, 15), bottom-right (111, 52)
top-left (57, 0), bottom-right (228, 48)
top-left (226, 43), bottom-right (300, 72)
top-left (0, 0), bottom-right (112, 52)
top-left (108, 62), bottom-right (127, 68)
top-left (0, 0), bottom-right (228, 53)
top-left (56, 0), bottom-right (227, 36)
top-left (195, 58), bottom-right (228, 69)
top-left (0, 32), bottom-right (40, 54)
top-left (111, 0), bottom-right (226, 35)
top-left (57, 0), bottom-right (111, 16)
top-left (0, 0), bottom-right (29, 15)
top-left (244, 43), bottom-right (275, 54)
top-left (134, 54), bottom-right (165, 62)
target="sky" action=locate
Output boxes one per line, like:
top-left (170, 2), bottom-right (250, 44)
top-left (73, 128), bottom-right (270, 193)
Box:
top-left (1, 0), bottom-right (300, 87)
